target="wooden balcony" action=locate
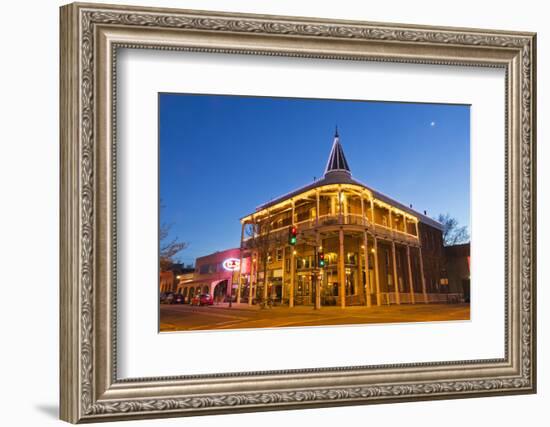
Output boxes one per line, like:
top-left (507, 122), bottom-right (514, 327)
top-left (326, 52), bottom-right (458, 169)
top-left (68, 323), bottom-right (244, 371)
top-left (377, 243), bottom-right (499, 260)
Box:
top-left (243, 214), bottom-right (419, 246)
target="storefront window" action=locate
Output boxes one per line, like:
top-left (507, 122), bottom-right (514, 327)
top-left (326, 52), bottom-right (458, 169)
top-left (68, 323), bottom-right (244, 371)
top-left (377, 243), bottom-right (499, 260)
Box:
top-left (346, 252), bottom-right (357, 265)
top-left (326, 252), bottom-right (337, 265)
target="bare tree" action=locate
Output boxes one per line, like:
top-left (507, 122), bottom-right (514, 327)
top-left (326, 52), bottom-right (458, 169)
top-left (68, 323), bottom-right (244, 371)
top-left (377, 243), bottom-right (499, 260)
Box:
top-left (245, 211), bottom-right (286, 303)
top-left (159, 200), bottom-right (188, 271)
top-left (160, 223), bottom-right (188, 271)
top-left (245, 218), bottom-right (270, 303)
top-left (437, 213), bottom-right (470, 246)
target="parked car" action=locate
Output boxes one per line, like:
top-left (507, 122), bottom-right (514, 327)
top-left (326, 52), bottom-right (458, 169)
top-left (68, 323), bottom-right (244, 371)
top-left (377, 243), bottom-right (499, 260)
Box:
top-left (191, 293), bottom-right (214, 306)
top-left (173, 293), bottom-right (185, 304)
top-left (160, 292), bottom-right (174, 304)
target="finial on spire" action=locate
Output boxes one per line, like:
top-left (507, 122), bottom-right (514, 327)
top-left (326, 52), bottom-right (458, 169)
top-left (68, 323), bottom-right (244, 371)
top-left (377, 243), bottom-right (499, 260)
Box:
top-left (324, 128), bottom-right (351, 176)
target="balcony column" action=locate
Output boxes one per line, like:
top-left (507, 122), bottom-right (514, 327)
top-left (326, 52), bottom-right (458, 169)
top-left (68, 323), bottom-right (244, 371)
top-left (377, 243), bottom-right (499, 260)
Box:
top-left (263, 210), bottom-right (271, 302)
top-left (290, 200), bottom-right (295, 308)
top-left (248, 216), bottom-right (256, 306)
top-left (249, 249), bottom-right (257, 306)
top-left (316, 190), bottom-right (320, 226)
top-left (363, 231), bottom-right (372, 307)
top-left (338, 186), bottom-right (343, 224)
top-left (338, 228), bottom-right (346, 308)
top-left (407, 245), bottom-right (416, 304)
top-left (360, 194), bottom-right (365, 226)
top-left (391, 241), bottom-right (401, 304)
top-left (281, 246), bottom-right (286, 302)
top-left (370, 198), bottom-right (375, 223)
top-left (373, 236), bottom-right (381, 306)
top-left (343, 192), bottom-right (348, 221)
top-left (236, 221), bottom-right (245, 303)
top-left (357, 238), bottom-right (365, 305)
top-left (418, 246), bottom-right (428, 303)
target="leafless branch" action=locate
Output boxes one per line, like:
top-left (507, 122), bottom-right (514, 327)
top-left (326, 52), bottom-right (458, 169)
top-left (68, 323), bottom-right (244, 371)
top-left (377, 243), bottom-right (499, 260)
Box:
top-left (437, 213), bottom-right (470, 246)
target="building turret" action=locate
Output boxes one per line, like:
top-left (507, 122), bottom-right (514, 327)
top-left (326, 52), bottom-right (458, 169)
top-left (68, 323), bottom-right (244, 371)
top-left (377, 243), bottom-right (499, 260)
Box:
top-left (324, 126), bottom-right (351, 178)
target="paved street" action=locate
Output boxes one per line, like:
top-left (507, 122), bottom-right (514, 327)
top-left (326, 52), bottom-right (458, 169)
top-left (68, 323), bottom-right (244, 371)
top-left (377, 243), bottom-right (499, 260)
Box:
top-left (160, 303), bottom-right (470, 332)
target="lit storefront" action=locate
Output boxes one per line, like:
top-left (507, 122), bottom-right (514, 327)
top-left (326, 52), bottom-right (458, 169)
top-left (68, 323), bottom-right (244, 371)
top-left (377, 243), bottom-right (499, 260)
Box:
top-left (176, 248), bottom-right (249, 303)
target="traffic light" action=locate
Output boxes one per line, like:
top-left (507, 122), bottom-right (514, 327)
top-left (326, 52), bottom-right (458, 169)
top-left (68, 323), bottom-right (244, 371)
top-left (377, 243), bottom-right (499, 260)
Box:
top-left (318, 250), bottom-right (325, 268)
top-left (288, 226), bottom-right (297, 245)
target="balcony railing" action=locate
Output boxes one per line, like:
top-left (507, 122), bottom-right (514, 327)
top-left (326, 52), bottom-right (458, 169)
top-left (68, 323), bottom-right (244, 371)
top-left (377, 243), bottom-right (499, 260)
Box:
top-left (243, 213), bottom-right (419, 244)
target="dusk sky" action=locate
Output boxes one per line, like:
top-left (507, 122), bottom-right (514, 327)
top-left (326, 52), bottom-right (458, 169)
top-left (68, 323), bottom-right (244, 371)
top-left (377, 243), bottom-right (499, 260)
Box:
top-left (159, 94), bottom-right (470, 266)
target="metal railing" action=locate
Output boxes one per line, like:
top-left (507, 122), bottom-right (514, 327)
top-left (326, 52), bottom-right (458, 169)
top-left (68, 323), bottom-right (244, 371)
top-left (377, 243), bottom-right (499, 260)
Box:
top-left (243, 213), bottom-right (419, 244)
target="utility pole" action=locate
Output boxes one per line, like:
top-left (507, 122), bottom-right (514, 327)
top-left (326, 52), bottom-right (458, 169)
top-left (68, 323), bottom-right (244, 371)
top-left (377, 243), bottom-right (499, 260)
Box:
top-left (314, 266), bottom-right (321, 310)
top-left (228, 270), bottom-right (234, 308)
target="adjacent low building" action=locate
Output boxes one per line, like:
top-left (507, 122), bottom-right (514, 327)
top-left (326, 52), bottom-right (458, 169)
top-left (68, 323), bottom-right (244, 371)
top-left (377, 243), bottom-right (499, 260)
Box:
top-left (444, 243), bottom-right (471, 303)
top-left (159, 263), bottom-right (194, 294)
top-left (176, 248), bottom-right (249, 303)
top-left (159, 271), bottom-right (175, 293)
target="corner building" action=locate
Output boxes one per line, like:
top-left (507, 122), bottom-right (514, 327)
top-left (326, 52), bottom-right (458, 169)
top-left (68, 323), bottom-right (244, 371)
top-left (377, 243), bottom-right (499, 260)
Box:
top-left (236, 130), bottom-right (449, 308)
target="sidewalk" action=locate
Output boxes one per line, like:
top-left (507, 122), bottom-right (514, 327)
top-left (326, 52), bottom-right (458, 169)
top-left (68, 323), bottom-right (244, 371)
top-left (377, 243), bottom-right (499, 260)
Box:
top-left (205, 302), bottom-right (469, 313)
top-left (208, 302), bottom-right (261, 311)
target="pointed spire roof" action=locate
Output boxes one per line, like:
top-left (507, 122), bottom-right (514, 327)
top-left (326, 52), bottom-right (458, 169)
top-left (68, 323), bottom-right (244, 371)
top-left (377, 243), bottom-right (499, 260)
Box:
top-left (324, 127), bottom-right (351, 176)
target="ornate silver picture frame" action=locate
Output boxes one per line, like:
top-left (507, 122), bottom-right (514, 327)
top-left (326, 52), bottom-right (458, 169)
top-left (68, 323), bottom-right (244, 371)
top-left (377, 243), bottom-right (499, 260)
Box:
top-left (60, 2), bottom-right (536, 423)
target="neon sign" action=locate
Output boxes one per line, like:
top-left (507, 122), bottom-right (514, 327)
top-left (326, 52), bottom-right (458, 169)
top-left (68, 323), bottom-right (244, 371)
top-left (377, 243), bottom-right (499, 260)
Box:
top-left (222, 258), bottom-right (240, 271)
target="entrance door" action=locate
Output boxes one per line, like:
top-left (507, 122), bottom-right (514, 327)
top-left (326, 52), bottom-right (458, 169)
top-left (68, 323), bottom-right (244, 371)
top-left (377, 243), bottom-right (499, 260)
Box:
top-left (270, 277), bottom-right (283, 301)
top-left (296, 274), bottom-right (312, 305)
top-left (321, 269), bottom-right (338, 306)
top-left (213, 280), bottom-right (228, 304)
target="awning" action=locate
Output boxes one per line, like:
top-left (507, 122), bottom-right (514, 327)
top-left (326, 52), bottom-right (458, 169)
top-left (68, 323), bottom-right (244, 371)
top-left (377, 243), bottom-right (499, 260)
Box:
top-left (178, 279), bottom-right (228, 287)
top-left (178, 279), bottom-right (208, 287)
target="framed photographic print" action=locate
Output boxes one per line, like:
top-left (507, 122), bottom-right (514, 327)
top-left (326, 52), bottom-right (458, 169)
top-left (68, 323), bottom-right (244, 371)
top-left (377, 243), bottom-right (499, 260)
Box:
top-left (60, 2), bottom-right (537, 423)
